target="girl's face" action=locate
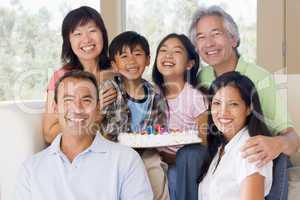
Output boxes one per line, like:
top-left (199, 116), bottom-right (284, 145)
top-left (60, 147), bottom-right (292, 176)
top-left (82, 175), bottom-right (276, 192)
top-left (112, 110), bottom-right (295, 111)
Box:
top-left (211, 86), bottom-right (250, 140)
top-left (69, 20), bottom-right (103, 64)
top-left (157, 37), bottom-right (194, 80)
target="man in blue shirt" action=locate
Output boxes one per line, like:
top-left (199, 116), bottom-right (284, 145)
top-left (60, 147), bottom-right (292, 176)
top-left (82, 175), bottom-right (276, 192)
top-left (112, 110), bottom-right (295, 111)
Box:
top-left (15, 71), bottom-right (153, 200)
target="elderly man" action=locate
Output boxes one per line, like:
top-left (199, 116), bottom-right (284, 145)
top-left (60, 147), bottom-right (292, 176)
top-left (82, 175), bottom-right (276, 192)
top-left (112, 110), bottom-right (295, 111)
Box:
top-left (15, 71), bottom-right (153, 200)
top-left (176, 5), bottom-right (300, 200)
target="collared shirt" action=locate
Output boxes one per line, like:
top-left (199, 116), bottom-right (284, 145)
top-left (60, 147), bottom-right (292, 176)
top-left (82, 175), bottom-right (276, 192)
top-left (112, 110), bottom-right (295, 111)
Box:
top-left (198, 56), bottom-right (293, 135)
top-left (15, 133), bottom-right (153, 200)
top-left (100, 76), bottom-right (168, 141)
top-left (198, 128), bottom-right (273, 200)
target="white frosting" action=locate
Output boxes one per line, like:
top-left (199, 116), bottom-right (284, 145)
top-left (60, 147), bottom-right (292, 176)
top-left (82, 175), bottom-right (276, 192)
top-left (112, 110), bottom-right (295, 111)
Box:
top-left (118, 130), bottom-right (201, 148)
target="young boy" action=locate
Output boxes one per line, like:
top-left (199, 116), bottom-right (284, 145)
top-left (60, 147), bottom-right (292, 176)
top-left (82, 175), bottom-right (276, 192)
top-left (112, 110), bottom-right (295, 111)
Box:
top-left (100, 31), bottom-right (169, 200)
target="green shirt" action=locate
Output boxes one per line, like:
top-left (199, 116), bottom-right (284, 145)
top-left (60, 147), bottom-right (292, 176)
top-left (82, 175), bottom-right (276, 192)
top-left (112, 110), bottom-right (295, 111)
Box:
top-left (198, 57), bottom-right (293, 135)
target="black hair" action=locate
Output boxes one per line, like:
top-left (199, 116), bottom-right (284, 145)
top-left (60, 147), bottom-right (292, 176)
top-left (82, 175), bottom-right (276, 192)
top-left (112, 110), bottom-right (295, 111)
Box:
top-left (54, 70), bottom-right (99, 103)
top-left (152, 33), bottom-right (200, 96)
top-left (109, 31), bottom-right (150, 61)
top-left (198, 71), bottom-right (271, 182)
top-left (61, 6), bottom-right (109, 70)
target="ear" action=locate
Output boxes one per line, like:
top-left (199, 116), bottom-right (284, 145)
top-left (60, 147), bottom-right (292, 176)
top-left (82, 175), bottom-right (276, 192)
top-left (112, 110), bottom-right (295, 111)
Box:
top-left (231, 36), bottom-right (238, 48)
top-left (145, 55), bottom-right (150, 67)
top-left (111, 61), bottom-right (118, 73)
top-left (246, 106), bottom-right (251, 116)
top-left (186, 59), bottom-right (195, 70)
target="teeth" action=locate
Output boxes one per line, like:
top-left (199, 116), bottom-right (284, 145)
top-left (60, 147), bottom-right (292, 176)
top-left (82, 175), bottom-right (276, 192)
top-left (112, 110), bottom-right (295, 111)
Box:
top-left (207, 50), bottom-right (218, 55)
top-left (68, 118), bottom-right (85, 122)
top-left (162, 61), bottom-right (174, 67)
top-left (81, 45), bottom-right (95, 52)
top-left (218, 118), bottom-right (232, 124)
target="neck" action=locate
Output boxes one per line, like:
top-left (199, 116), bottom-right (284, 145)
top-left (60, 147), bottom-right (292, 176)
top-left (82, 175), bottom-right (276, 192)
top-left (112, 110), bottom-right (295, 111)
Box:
top-left (124, 79), bottom-right (145, 99)
top-left (213, 53), bottom-right (238, 77)
top-left (164, 76), bottom-right (185, 99)
top-left (81, 59), bottom-right (99, 74)
top-left (60, 132), bottom-right (95, 162)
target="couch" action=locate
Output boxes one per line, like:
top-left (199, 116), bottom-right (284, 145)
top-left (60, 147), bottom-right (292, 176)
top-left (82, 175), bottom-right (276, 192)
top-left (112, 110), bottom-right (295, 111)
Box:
top-left (0, 100), bottom-right (299, 199)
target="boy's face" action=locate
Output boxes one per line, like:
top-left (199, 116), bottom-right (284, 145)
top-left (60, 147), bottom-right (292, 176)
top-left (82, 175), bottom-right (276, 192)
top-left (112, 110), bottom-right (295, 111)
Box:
top-left (112, 45), bottom-right (150, 81)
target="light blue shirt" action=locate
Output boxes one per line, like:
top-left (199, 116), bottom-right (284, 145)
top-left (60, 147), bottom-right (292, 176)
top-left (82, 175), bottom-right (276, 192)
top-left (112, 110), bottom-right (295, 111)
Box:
top-left (127, 96), bottom-right (150, 132)
top-left (15, 133), bottom-right (153, 200)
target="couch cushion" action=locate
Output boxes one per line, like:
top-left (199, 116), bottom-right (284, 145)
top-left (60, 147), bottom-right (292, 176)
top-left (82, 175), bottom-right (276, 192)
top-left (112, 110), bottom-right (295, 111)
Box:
top-left (0, 100), bottom-right (46, 199)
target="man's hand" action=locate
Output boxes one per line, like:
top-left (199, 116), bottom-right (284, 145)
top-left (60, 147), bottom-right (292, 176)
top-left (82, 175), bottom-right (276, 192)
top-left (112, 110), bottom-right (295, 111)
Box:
top-left (240, 135), bottom-right (283, 168)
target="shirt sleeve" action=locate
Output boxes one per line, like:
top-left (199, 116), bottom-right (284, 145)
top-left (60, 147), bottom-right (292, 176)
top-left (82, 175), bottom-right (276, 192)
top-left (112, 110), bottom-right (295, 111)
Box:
top-left (254, 71), bottom-right (293, 135)
top-left (237, 155), bottom-right (273, 196)
top-left (15, 163), bottom-right (31, 200)
top-left (47, 68), bottom-right (68, 92)
top-left (190, 89), bottom-right (208, 119)
top-left (120, 149), bottom-right (153, 200)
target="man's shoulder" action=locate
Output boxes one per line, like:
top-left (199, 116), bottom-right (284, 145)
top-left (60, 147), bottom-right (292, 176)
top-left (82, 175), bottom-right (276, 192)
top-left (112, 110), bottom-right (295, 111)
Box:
top-left (239, 58), bottom-right (273, 82)
top-left (21, 146), bottom-right (53, 170)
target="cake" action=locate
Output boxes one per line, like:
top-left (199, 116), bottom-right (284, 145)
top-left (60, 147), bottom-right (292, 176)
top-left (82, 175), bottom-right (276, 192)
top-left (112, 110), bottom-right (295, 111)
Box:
top-left (118, 127), bottom-right (201, 148)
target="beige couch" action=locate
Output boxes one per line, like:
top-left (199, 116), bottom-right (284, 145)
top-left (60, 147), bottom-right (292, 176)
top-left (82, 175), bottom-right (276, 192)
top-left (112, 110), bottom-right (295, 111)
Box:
top-left (0, 100), bottom-right (299, 199)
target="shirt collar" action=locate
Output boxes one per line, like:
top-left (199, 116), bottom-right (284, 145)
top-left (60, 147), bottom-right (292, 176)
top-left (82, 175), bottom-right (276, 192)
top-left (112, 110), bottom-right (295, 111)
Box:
top-left (224, 127), bottom-right (248, 153)
top-left (48, 132), bottom-right (108, 155)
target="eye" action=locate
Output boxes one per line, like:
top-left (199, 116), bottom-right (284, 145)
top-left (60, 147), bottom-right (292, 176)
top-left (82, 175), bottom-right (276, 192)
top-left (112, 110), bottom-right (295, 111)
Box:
top-left (159, 48), bottom-right (167, 53)
top-left (197, 35), bottom-right (205, 40)
top-left (229, 102), bottom-right (239, 106)
top-left (120, 54), bottom-right (127, 59)
top-left (64, 97), bottom-right (73, 102)
top-left (212, 31), bottom-right (223, 37)
top-left (212, 101), bottom-right (220, 106)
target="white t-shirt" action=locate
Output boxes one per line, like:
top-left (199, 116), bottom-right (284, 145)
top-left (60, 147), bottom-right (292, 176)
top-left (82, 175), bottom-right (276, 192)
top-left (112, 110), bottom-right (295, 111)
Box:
top-left (198, 128), bottom-right (273, 200)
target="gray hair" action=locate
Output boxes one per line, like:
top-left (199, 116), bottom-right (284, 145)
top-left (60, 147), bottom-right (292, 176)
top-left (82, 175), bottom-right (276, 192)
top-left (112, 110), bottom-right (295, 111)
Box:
top-left (189, 5), bottom-right (240, 50)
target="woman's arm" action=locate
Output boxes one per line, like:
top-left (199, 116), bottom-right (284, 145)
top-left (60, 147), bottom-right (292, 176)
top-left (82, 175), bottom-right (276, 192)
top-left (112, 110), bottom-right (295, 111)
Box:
top-left (240, 172), bottom-right (265, 200)
top-left (195, 111), bottom-right (208, 144)
top-left (42, 91), bottom-right (60, 144)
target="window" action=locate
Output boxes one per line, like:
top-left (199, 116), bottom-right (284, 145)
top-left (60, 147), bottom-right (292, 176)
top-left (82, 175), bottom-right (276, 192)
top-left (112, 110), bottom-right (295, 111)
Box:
top-left (125, 0), bottom-right (257, 80)
top-left (0, 0), bottom-right (100, 101)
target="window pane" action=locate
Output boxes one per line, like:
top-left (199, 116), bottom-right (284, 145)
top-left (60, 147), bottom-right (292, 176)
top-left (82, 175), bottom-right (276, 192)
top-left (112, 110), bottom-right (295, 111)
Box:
top-left (0, 0), bottom-right (100, 101)
top-left (126, 0), bottom-right (257, 80)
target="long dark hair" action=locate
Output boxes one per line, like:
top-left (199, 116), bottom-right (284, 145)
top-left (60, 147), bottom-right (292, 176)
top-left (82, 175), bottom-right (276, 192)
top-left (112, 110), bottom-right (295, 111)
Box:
top-left (152, 33), bottom-right (200, 96)
top-left (198, 71), bottom-right (271, 182)
top-left (61, 6), bottom-right (109, 70)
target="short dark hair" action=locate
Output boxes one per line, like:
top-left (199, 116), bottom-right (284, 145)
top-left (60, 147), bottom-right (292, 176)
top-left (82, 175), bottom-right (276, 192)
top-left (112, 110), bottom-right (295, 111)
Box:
top-left (61, 6), bottom-right (109, 70)
top-left (198, 71), bottom-right (271, 182)
top-left (54, 70), bottom-right (99, 103)
top-left (109, 31), bottom-right (150, 61)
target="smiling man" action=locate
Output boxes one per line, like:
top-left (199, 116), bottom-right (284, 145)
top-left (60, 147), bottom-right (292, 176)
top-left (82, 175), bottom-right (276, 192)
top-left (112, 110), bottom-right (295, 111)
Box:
top-left (15, 71), bottom-right (153, 200)
top-left (175, 5), bottom-right (300, 200)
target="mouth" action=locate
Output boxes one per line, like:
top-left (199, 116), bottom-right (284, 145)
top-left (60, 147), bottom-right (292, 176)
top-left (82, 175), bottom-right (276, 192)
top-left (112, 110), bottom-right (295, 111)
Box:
top-left (66, 114), bottom-right (88, 124)
top-left (161, 60), bottom-right (175, 68)
top-left (80, 44), bottom-right (96, 52)
top-left (205, 49), bottom-right (221, 56)
top-left (217, 117), bottom-right (233, 125)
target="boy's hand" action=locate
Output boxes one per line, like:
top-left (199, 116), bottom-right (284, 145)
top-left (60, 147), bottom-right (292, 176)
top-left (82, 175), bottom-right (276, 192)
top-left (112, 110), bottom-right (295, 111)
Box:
top-left (159, 151), bottom-right (176, 165)
top-left (99, 84), bottom-right (117, 113)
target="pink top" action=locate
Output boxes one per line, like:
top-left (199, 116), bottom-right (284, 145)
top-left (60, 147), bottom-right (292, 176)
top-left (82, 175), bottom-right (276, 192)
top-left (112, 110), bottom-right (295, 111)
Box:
top-left (159, 83), bottom-right (207, 154)
top-left (47, 67), bottom-right (71, 91)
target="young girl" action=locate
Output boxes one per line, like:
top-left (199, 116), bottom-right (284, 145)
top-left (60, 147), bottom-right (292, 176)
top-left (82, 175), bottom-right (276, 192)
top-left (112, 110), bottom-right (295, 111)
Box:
top-left (151, 33), bottom-right (207, 200)
top-left (43, 6), bottom-right (117, 143)
top-left (198, 71), bottom-right (273, 199)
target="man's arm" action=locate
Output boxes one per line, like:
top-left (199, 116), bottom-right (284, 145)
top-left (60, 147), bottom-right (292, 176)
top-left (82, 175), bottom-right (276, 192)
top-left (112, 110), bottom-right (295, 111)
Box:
top-left (241, 128), bottom-right (300, 167)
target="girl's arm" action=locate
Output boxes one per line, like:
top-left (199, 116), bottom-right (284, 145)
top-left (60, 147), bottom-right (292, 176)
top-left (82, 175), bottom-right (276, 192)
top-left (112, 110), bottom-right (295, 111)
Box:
top-left (196, 111), bottom-right (208, 144)
top-left (240, 172), bottom-right (265, 200)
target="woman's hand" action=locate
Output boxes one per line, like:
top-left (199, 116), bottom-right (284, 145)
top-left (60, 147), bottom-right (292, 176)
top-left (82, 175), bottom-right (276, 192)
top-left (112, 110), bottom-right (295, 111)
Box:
top-left (99, 83), bottom-right (117, 113)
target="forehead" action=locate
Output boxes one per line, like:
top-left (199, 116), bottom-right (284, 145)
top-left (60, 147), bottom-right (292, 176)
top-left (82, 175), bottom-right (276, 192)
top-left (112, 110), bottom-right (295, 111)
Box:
top-left (73, 20), bottom-right (99, 31)
top-left (57, 77), bottom-right (97, 97)
top-left (213, 86), bottom-right (242, 100)
top-left (196, 15), bottom-right (226, 33)
top-left (162, 37), bottom-right (183, 47)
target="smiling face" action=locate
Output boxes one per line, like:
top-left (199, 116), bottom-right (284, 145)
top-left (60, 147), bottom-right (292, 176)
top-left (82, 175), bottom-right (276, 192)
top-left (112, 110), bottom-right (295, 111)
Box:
top-left (112, 45), bottom-right (150, 81)
top-left (195, 15), bottom-right (237, 69)
top-left (55, 77), bottom-right (98, 136)
top-left (211, 86), bottom-right (250, 140)
top-left (69, 20), bottom-right (103, 64)
top-left (156, 37), bottom-right (194, 80)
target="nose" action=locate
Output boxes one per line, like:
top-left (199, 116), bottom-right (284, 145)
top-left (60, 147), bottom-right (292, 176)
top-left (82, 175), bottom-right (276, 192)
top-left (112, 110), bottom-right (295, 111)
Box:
top-left (73, 99), bottom-right (85, 113)
top-left (204, 35), bottom-right (215, 48)
top-left (165, 51), bottom-right (173, 58)
top-left (82, 32), bottom-right (92, 43)
top-left (220, 103), bottom-right (229, 115)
